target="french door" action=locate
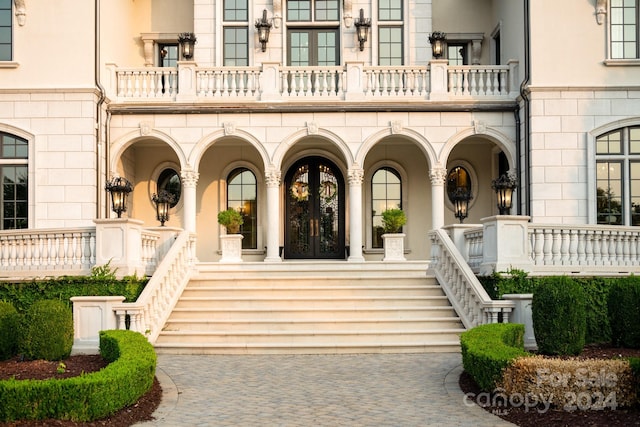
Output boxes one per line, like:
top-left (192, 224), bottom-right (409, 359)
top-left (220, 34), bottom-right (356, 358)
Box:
top-left (284, 157), bottom-right (345, 259)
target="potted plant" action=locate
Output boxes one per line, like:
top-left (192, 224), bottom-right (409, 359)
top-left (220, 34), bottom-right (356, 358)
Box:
top-left (217, 208), bottom-right (243, 234)
top-left (217, 208), bottom-right (244, 263)
top-left (381, 208), bottom-right (406, 261)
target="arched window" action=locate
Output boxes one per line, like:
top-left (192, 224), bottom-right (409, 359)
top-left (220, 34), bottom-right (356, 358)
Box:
top-left (371, 167), bottom-right (401, 248)
top-left (0, 132), bottom-right (28, 229)
top-left (157, 168), bottom-right (181, 208)
top-left (227, 167), bottom-right (257, 249)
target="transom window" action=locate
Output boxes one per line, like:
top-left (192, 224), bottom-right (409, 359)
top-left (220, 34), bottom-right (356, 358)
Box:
top-left (610, 0), bottom-right (640, 59)
top-left (0, 0), bottom-right (11, 61)
top-left (223, 0), bottom-right (249, 66)
top-left (287, 0), bottom-right (339, 22)
top-left (1, 132), bottom-right (28, 229)
top-left (378, 0), bottom-right (404, 65)
top-left (371, 167), bottom-right (402, 248)
top-left (596, 127), bottom-right (640, 225)
top-left (227, 167), bottom-right (257, 249)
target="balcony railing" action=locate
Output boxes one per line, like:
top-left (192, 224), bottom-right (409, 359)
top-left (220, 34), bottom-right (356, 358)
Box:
top-left (104, 60), bottom-right (520, 104)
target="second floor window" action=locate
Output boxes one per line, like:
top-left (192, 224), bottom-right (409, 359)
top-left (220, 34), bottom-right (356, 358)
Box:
top-left (1, 132), bottom-right (28, 229)
top-left (0, 0), bottom-right (11, 61)
top-left (223, 0), bottom-right (249, 66)
top-left (378, 0), bottom-right (403, 65)
top-left (286, 1), bottom-right (340, 66)
top-left (611, 0), bottom-right (639, 59)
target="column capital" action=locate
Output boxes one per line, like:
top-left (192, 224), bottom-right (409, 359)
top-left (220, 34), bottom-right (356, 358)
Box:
top-left (181, 168), bottom-right (199, 187)
top-left (348, 167), bottom-right (364, 185)
top-left (429, 167), bottom-right (447, 185)
top-left (265, 168), bottom-right (281, 187)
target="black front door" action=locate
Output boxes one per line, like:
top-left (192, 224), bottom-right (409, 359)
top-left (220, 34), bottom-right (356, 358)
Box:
top-left (284, 157), bottom-right (345, 259)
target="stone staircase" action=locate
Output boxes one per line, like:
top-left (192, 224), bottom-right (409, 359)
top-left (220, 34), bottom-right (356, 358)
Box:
top-left (154, 261), bottom-right (464, 354)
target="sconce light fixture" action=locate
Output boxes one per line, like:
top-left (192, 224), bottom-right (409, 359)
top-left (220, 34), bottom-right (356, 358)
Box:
top-left (354, 9), bottom-right (371, 52)
top-left (255, 9), bottom-right (272, 52)
top-left (105, 176), bottom-right (133, 218)
top-left (152, 190), bottom-right (176, 226)
top-left (428, 31), bottom-right (446, 59)
top-left (492, 173), bottom-right (518, 215)
top-left (178, 32), bottom-right (197, 60)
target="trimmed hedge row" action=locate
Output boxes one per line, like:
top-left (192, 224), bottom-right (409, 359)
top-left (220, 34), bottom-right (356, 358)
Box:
top-left (460, 323), bottom-right (528, 391)
top-left (0, 302), bottom-right (19, 360)
top-left (21, 300), bottom-right (74, 361)
top-left (609, 277), bottom-right (640, 348)
top-left (0, 329), bottom-right (156, 422)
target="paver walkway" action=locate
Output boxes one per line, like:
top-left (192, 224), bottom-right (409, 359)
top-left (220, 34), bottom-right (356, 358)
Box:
top-left (137, 352), bottom-right (515, 426)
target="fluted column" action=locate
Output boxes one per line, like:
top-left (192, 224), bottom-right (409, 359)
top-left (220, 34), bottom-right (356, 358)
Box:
top-left (347, 167), bottom-right (365, 262)
top-left (265, 168), bottom-right (282, 262)
top-left (430, 167), bottom-right (447, 229)
top-left (181, 168), bottom-right (199, 233)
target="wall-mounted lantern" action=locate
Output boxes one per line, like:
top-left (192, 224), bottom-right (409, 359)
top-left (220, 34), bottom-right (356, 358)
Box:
top-left (105, 177), bottom-right (132, 218)
top-left (428, 31), bottom-right (446, 59)
top-left (492, 173), bottom-right (518, 215)
top-left (255, 9), bottom-right (272, 52)
top-left (354, 9), bottom-right (371, 52)
top-left (178, 32), bottom-right (197, 60)
top-left (447, 166), bottom-right (473, 224)
top-left (152, 190), bottom-right (176, 226)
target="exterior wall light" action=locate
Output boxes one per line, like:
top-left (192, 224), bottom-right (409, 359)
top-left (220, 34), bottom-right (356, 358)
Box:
top-left (105, 177), bottom-right (132, 218)
top-left (152, 190), bottom-right (176, 226)
top-left (255, 9), bottom-right (272, 52)
top-left (492, 173), bottom-right (518, 215)
top-left (429, 31), bottom-right (446, 59)
top-left (354, 9), bottom-right (371, 52)
top-left (178, 32), bottom-right (197, 60)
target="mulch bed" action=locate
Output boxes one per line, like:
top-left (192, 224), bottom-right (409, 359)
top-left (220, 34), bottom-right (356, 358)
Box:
top-left (0, 354), bottom-right (162, 426)
top-left (459, 344), bottom-right (640, 427)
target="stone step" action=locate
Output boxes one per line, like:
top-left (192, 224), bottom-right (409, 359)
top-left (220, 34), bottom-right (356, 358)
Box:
top-left (162, 318), bottom-right (464, 332)
top-left (181, 285), bottom-right (444, 298)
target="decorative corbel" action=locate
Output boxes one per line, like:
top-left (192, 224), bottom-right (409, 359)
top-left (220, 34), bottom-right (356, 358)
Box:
top-left (14, 0), bottom-right (26, 26)
top-left (272, 0), bottom-right (282, 28)
top-left (343, 0), bottom-right (353, 28)
top-left (596, 0), bottom-right (607, 25)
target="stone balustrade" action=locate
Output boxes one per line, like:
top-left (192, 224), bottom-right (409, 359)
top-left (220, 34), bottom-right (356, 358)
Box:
top-left (105, 60), bottom-right (519, 104)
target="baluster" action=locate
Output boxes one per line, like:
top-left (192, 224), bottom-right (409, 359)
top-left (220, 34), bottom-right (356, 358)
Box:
top-left (630, 233), bottom-right (638, 266)
top-left (532, 229), bottom-right (543, 264)
top-left (593, 231), bottom-right (602, 265)
top-left (613, 231), bottom-right (622, 265)
top-left (500, 69), bottom-right (507, 95)
top-left (551, 229), bottom-right (561, 264)
top-left (569, 229), bottom-right (578, 265)
top-left (140, 72), bottom-right (149, 97)
top-left (576, 229), bottom-right (586, 264)
top-left (599, 230), bottom-right (609, 265)
top-left (542, 229), bottom-right (552, 265)
top-left (623, 232), bottom-right (630, 265)
top-left (463, 69), bottom-right (470, 94)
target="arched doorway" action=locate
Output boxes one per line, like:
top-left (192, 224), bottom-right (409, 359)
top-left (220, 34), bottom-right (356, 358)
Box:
top-left (284, 156), bottom-right (345, 259)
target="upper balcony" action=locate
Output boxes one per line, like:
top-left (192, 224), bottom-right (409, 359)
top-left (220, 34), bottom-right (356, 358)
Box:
top-left (103, 60), bottom-right (520, 110)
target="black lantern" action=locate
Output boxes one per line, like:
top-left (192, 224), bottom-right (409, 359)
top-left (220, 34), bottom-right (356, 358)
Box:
top-left (428, 31), bottom-right (446, 59)
top-left (105, 177), bottom-right (132, 218)
top-left (450, 187), bottom-right (472, 224)
top-left (152, 190), bottom-right (176, 226)
top-left (178, 32), bottom-right (197, 60)
top-left (255, 9), bottom-right (272, 52)
top-left (492, 173), bottom-right (518, 215)
top-left (354, 9), bottom-right (371, 52)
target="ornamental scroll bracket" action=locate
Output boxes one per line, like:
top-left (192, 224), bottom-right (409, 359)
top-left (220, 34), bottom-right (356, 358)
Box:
top-left (14, 0), bottom-right (26, 26)
top-left (596, 0), bottom-right (607, 25)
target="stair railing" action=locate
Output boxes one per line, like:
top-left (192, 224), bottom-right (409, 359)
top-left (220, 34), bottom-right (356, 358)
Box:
top-left (428, 228), bottom-right (513, 329)
top-left (114, 230), bottom-right (197, 343)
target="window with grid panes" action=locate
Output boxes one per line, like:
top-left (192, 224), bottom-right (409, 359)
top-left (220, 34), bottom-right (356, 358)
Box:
top-left (0, 0), bottom-right (11, 61)
top-left (0, 132), bottom-right (28, 229)
top-left (610, 0), bottom-right (640, 59)
top-left (286, 1), bottom-right (340, 66)
top-left (227, 168), bottom-right (257, 249)
top-left (223, 0), bottom-right (248, 66)
top-left (596, 127), bottom-right (640, 225)
top-left (371, 167), bottom-right (402, 248)
top-left (378, 0), bottom-right (403, 65)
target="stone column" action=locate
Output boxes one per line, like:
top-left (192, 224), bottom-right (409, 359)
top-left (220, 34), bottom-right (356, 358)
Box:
top-left (265, 168), bottom-right (282, 262)
top-left (181, 168), bottom-right (199, 233)
top-left (348, 167), bottom-right (365, 262)
top-left (429, 167), bottom-right (447, 229)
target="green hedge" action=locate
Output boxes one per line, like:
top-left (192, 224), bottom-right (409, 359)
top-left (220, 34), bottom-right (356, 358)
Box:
top-left (0, 302), bottom-right (19, 361)
top-left (532, 276), bottom-right (586, 356)
top-left (479, 270), bottom-right (614, 344)
top-left (0, 275), bottom-right (146, 314)
top-left (460, 323), bottom-right (528, 391)
top-left (0, 329), bottom-right (156, 422)
top-left (609, 277), bottom-right (640, 348)
top-left (21, 300), bottom-right (73, 361)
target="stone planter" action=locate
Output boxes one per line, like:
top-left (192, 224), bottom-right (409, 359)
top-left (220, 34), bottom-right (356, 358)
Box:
top-left (220, 234), bottom-right (243, 263)
top-left (382, 233), bottom-right (406, 261)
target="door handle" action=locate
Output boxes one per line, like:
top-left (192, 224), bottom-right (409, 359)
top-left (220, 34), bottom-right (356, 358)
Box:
top-left (310, 218), bottom-right (319, 237)
top-left (315, 219), bottom-right (319, 237)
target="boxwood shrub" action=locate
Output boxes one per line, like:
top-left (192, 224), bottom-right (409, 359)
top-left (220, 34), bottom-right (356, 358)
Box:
top-left (0, 329), bottom-right (156, 422)
top-left (460, 323), bottom-right (528, 391)
top-left (532, 276), bottom-right (586, 356)
top-left (0, 301), bottom-right (19, 361)
top-left (20, 299), bottom-right (74, 361)
top-left (608, 276), bottom-right (640, 349)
